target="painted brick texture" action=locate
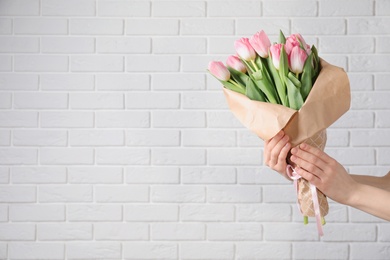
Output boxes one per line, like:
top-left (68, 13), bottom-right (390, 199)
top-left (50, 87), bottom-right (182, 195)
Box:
top-left (0, 0), bottom-right (389, 259)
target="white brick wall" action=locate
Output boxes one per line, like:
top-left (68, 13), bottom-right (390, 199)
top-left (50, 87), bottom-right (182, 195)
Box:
top-left (0, 0), bottom-right (389, 259)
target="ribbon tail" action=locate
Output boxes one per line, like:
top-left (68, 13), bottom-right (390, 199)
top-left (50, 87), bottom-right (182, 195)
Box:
top-left (310, 183), bottom-right (324, 237)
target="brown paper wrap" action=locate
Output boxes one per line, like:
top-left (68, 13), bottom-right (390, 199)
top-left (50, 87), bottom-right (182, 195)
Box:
top-left (223, 59), bottom-right (350, 218)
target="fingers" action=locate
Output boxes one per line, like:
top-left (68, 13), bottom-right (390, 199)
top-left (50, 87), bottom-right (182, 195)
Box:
top-left (298, 143), bottom-right (333, 164)
top-left (290, 144), bottom-right (328, 173)
top-left (264, 130), bottom-right (289, 168)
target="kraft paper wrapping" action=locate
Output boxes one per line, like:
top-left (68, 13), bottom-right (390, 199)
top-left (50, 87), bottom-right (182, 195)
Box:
top-left (223, 59), bottom-right (351, 147)
top-left (223, 59), bottom-right (351, 218)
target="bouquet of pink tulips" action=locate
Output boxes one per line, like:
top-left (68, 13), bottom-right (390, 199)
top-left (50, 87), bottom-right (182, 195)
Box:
top-left (208, 30), bottom-right (320, 110)
top-left (208, 30), bottom-right (351, 236)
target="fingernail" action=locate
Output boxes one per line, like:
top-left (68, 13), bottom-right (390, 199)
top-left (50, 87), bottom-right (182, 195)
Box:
top-left (300, 143), bottom-right (306, 149)
top-left (291, 147), bottom-right (297, 154)
top-left (291, 155), bottom-right (296, 161)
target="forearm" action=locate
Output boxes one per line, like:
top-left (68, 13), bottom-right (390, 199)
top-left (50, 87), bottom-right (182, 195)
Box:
top-left (350, 173), bottom-right (390, 192)
top-left (348, 183), bottom-right (390, 221)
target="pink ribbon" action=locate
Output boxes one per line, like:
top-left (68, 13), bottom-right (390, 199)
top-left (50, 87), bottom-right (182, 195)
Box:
top-left (286, 165), bottom-right (324, 236)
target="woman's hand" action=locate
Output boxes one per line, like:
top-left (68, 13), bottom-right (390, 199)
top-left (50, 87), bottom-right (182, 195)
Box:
top-left (264, 130), bottom-right (291, 180)
top-left (290, 142), bottom-right (358, 205)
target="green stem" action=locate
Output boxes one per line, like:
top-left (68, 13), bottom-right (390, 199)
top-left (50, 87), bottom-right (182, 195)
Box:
top-left (251, 59), bottom-right (259, 71)
top-left (321, 217), bottom-right (326, 226)
top-left (228, 79), bottom-right (245, 92)
top-left (303, 216), bottom-right (308, 225)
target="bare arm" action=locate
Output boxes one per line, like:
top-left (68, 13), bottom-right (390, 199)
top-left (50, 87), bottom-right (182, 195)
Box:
top-left (291, 143), bottom-right (390, 221)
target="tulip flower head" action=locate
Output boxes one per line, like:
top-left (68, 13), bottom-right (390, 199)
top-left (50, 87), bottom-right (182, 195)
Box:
top-left (289, 46), bottom-right (308, 75)
top-left (269, 43), bottom-right (284, 70)
top-left (226, 55), bottom-right (247, 73)
top-left (234, 38), bottom-right (256, 61)
top-left (208, 61), bottom-right (230, 81)
top-left (285, 33), bottom-right (311, 55)
top-left (249, 30), bottom-right (271, 58)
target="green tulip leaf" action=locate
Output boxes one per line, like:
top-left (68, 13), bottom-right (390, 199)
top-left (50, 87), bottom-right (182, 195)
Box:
top-left (254, 79), bottom-right (280, 104)
top-left (286, 77), bottom-right (304, 110)
top-left (287, 72), bottom-right (301, 88)
top-left (251, 70), bottom-right (263, 81)
top-left (227, 67), bottom-right (249, 87)
top-left (301, 53), bottom-right (314, 100)
top-left (246, 77), bottom-right (266, 102)
top-left (267, 56), bottom-right (288, 106)
top-left (279, 30), bottom-right (286, 44)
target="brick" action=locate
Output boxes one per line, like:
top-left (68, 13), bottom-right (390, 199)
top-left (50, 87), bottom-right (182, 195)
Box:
top-left (208, 37), bottom-right (237, 54)
top-left (182, 92), bottom-right (228, 109)
top-left (152, 111), bottom-right (205, 128)
top-left (331, 111), bottom-right (374, 128)
top-left (180, 204), bottom-right (234, 222)
top-left (152, 73), bottom-right (205, 90)
top-left (0, 0), bottom-right (39, 15)
top-left (9, 243), bottom-right (64, 260)
top-left (378, 148), bottom-right (390, 165)
top-left (236, 18), bottom-right (290, 36)
top-left (125, 204), bottom-right (178, 221)
top-left (14, 92), bottom-right (68, 109)
top-left (123, 242), bottom-right (177, 259)
top-left (14, 18), bottom-right (68, 35)
top-left (40, 74), bottom-right (94, 91)
top-left (351, 130), bottom-right (390, 146)
top-left (323, 224), bottom-right (376, 242)
top-left (378, 224), bottom-right (390, 241)
top-left (0, 204), bottom-right (7, 221)
top-left (326, 148), bottom-right (375, 165)
top-left (181, 18), bottom-right (234, 35)
top-left (42, 0), bottom-right (95, 16)
top-left (376, 0), bottom-right (390, 15)
top-left (208, 148), bottom-right (262, 165)
top-left (0, 74), bottom-right (39, 91)
top-left (126, 166), bottom-right (179, 184)
top-left (207, 185), bottom-right (261, 203)
top-left (0, 55), bottom-right (11, 71)
top-left (126, 130), bottom-right (180, 147)
top-left (94, 223), bottom-right (148, 240)
top-left (152, 148), bottom-right (206, 165)
top-left (352, 91), bottom-right (390, 109)
top-left (71, 55), bottom-right (124, 72)
top-left (40, 111), bottom-right (94, 128)
top-left (151, 185), bottom-right (205, 203)
top-left (376, 110), bottom-right (390, 127)
top-left (127, 55), bottom-right (180, 72)
top-left (42, 37), bottom-right (95, 53)
top-left (182, 55), bottom-right (226, 72)
top-left (208, 1), bottom-right (260, 17)
top-left (0, 167), bottom-right (9, 184)
top-left (0, 186), bottom-right (36, 202)
top-left (349, 18), bottom-right (390, 34)
top-left (264, 223), bottom-right (319, 241)
top-left (153, 1), bottom-right (205, 17)
top-left (0, 36), bottom-right (39, 52)
top-left (376, 74), bottom-right (390, 90)
top-left (350, 243), bottom-right (390, 259)
top-left (320, 0), bottom-right (373, 16)
top-left (207, 111), bottom-right (243, 128)
top-left (180, 242), bottom-right (234, 259)
top-left (207, 223), bottom-right (262, 241)
top-left (70, 18), bottom-right (124, 35)
top-left (348, 73), bottom-right (373, 91)
top-left (96, 111), bottom-right (150, 128)
top-left (325, 129), bottom-right (349, 147)
top-left (98, 0), bottom-right (150, 16)
top-left (238, 130), bottom-right (264, 147)
top-left (68, 166), bottom-right (123, 184)
top-left (263, 185), bottom-right (296, 203)
top-left (40, 148), bottom-right (94, 165)
top-left (181, 166), bottom-right (236, 184)
top-left (237, 167), bottom-right (288, 185)
top-left (0, 18), bottom-right (12, 34)
top-left (319, 36), bottom-right (374, 54)
top-left (39, 185), bottom-right (93, 203)
top-left (96, 148), bottom-right (150, 165)
top-left (0, 148), bottom-right (37, 165)
top-left (126, 92), bottom-right (180, 109)
top-left (70, 93), bottom-right (124, 109)
top-left (236, 242), bottom-right (291, 259)
top-left (351, 56), bottom-right (390, 72)
top-left (292, 18), bottom-right (346, 35)
top-left (153, 37), bottom-right (206, 54)
top-left (66, 242), bottom-right (121, 259)
top-left (67, 204), bottom-right (122, 221)
top-left (378, 37), bottom-right (390, 53)
top-left (95, 185), bottom-right (149, 202)
top-left (0, 111), bottom-right (38, 127)
top-left (11, 166), bottom-right (67, 184)
top-left (264, 0), bottom-right (317, 16)
top-left (0, 224), bottom-right (35, 240)
top-left (294, 242), bottom-right (348, 259)
top-left (152, 223), bottom-right (205, 240)
top-left (0, 243), bottom-right (5, 258)
top-left (97, 37), bottom-right (150, 53)
top-left (15, 55), bottom-right (68, 72)
top-left (37, 223), bottom-right (92, 240)
top-left (9, 204), bottom-right (65, 221)
top-left (182, 129), bottom-right (235, 147)
top-left (349, 206), bottom-right (387, 222)
top-left (70, 130), bottom-right (124, 146)
top-left (237, 204), bottom-right (292, 222)
top-left (0, 93), bottom-right (11, 109)
top-left (97, 74), bottom-right (149, 91)
top-left (13, 130), bottom-right (67, 146)
top-left (126, 19), bottom-right (179, 35)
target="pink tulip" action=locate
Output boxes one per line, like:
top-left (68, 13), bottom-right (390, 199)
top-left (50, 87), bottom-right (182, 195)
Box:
top-left (249, 30), bottom-right (271, 58)
top-left (234, 37), bottom-right (256, 61)
top-left (208, 61), bottom-right (230, 81)
top-left (226, 55), bottom-right (247, 73)
top-left (289, 46), bottom-right (308, 74)
top-left (269, 43), bottom-right (283, 70)
top-left (285, 33), bottom-right (311, 55)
